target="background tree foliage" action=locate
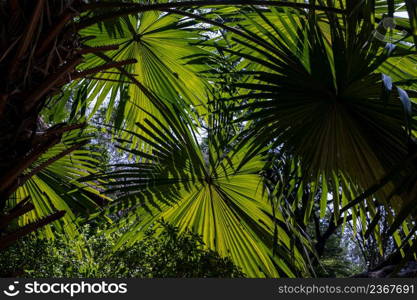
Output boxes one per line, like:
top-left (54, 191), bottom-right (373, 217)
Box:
top-left (0, 222), bottom-right (243, 278)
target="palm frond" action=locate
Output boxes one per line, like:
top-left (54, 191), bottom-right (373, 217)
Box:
top-left (8, 127), bottom-right (109, 239)
top-left (90, 109), bottom-right (313, 277)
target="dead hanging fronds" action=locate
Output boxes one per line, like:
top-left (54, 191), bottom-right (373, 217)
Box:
top-left (0, 210), bottom-right (66, 250)
top-left (0, 0), bottom-right (142, 246)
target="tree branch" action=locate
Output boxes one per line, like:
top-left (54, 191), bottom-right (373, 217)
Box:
top-left (18, 140), bottom-right (89, 189)
top-left (8, 0), bottom-right (45, 79)
top-left (77, 0), bottom-right (345, 30)
top-left (0, 210), bottom-right (65, 250)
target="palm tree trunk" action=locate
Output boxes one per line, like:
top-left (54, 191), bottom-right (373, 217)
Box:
top-left (0, 1), bottom-right (81, 208)
top-left (0, 1), bottom-right (133, 205)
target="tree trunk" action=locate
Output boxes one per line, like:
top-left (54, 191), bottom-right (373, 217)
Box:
top-left (0, 1), bottom-right (102, 250)
top-left (0, 0), bottom-right (82, 204)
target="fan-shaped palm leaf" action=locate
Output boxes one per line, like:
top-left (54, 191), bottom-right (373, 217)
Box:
top-left (8, 127), bottom-right (109, 239)
top-left (214, 4), bottom-right (416, 203)
top-left (71, 11), bottom-right (210, 146)
top-left (90, 109), bottom-right (312, 277)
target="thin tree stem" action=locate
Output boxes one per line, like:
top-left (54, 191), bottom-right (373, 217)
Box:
top-left (77, 0), bottom-right (345, 30)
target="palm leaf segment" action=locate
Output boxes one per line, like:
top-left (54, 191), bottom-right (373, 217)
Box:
top-left (9, 128), bottom-right (108, 239)
top-left (96, 112), bottom-right (311, 278)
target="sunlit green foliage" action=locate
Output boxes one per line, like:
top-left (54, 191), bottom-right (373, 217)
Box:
top-left (0, 222), bottom-right (243, 278)
top-left (2, 0), bottom-right (417, 278)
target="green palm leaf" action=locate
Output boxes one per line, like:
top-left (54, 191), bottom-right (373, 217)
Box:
top-left (216, 4), bottom-right (416, 197)
top-left (75, 11), bottom-right (210, 145)
top-left (9, 127), bottom-right (109, 239)
top-left (91, 109), bottom-right (312, 277)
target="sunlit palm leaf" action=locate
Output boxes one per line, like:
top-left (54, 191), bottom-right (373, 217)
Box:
top-left (76, 11), bottom-right (210, 146)
top-left (9, 128), bottom-right (109, 239)
top-left (91, 110), bottom-right (312, 277)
